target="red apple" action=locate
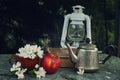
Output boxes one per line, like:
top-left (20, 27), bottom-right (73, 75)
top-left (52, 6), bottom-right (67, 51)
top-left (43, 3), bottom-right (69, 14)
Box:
top-left (41, 53), bottom-right (61, 74)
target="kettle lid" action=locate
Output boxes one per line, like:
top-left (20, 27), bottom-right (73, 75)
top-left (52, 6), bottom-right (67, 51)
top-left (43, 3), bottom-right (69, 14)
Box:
top-left (79, 44), bottom-right (96, 50)
top-left (79, 38), bottom-right (96, 50)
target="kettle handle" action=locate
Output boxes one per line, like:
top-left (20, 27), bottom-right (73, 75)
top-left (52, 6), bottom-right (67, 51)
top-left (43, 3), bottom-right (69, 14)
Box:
top-left (99, 55), bottom-right (112, 64)
top-left (99, 45), bottom-right (117, 64)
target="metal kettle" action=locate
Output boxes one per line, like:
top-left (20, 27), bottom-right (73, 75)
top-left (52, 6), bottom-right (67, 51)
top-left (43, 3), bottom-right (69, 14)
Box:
top-left (66, 38), bottom-right (111, 73)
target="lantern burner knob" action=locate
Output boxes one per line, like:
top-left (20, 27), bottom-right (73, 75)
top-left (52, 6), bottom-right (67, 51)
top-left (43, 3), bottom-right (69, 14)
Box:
top-left (86, 38), bottom-right (90, 44)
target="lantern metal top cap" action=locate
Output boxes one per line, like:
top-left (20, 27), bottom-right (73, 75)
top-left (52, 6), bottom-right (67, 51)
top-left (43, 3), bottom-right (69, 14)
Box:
top-left (72, 5), bottom-right (85, 10)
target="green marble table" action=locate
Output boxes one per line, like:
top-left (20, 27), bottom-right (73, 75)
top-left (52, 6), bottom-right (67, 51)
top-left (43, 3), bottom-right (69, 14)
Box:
top-left (0, 54), bottom-right (120, 80)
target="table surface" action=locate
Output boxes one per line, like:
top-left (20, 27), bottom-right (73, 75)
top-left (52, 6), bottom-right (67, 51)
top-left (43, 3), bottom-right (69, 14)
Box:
top-left (0, 54), bottom-right (120, 80)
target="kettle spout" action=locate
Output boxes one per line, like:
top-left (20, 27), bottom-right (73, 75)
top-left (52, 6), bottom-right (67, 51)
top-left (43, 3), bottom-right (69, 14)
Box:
top-left (65, 42), bottom-right (77, 64)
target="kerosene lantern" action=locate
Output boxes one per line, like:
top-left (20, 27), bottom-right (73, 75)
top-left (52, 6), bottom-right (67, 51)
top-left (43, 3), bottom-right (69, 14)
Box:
top-left (61, 5), bottom-right (92, 48)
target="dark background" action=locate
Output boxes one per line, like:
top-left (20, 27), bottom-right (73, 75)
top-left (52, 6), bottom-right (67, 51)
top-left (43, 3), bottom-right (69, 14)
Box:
top-left (0, 0), bottom-right (117, 54)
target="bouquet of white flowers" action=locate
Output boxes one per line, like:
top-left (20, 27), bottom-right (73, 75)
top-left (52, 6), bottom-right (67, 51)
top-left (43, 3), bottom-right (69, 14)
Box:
top-left (16, 44), bottom-right (44, 59)
top-left (9, 44), bottom-right (46, 79)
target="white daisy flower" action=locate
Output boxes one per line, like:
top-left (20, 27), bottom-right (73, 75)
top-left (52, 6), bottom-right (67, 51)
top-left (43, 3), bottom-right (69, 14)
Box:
top-left (35, 64), bottom-right (39, 69)
top-left (15, 68), bottom-right (27, 79)
top-left (77, 68), bottom-right (84, 75)
top-left (34, 67), bottom-right (46, 79)
top-left (10, 62), bottom-right (21, 72)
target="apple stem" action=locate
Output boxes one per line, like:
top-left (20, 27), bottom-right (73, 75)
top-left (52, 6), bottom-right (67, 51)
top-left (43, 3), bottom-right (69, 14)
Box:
top-left (43, 47), bottom-right (50, 54)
